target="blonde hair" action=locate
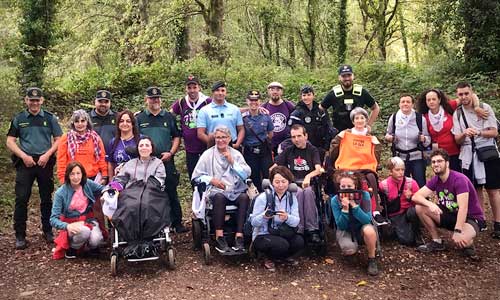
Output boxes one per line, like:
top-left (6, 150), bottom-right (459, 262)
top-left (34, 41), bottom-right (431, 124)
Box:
top-left (386, 156), bottom-right (405, 170)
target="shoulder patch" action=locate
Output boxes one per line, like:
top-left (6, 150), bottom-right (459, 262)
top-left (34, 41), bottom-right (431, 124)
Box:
top-left (353, 84), bottom-right (363, 96)
top-left (332, 85), bottom-right (344, 97)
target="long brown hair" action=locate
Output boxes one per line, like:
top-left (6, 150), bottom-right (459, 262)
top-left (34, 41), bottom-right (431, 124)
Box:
top-left (111, 110), bottom-right (140, 154)
top-left (416, 88), bottom-right (454, 115)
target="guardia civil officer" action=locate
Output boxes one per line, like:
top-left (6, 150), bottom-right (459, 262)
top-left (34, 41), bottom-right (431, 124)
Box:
top-left (320, 65), bottom-right (380, 132)
top-left (6, 87), bottom-right (63, 249)
top-left (90, 89), bottom-right (116, 148)
top-left (135, 87), bottom-right (187, 233)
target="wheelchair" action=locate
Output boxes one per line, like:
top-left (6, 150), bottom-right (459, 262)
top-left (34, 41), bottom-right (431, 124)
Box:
top-left (191, 180), bottom-right (257, 265)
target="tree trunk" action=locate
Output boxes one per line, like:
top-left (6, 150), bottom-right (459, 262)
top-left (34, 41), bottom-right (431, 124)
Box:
top-left (398, 4), bottom-right (409, 63)
top-left (174, 15), bottom-right (191, 61)
top-left (337, 0), bottom-right (348, 64)
top-left (284, 0), bottom-right (295, 63)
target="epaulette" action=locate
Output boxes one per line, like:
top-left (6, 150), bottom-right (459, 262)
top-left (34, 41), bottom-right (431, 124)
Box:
top-left (353, 84), bottom-right (363, 96)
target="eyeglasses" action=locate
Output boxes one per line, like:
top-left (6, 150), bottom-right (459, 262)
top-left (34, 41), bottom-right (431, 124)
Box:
top-left (431, 159), bottom-right (445, 164)
top-left (215, 136), bottom-right (230, 140)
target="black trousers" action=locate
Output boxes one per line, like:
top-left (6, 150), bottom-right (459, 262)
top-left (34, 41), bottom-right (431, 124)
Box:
top-left (186, 152), bottom-right (203, 188)
top-left (243, 149), bottom-right (273, 192)
top-left (212, 193), bottom-right (249, 233)
top-left (14, 156), bottom-right (55, 236)
top-left (253, 234), bottom-right (304, 259)
top-left (164, 160), bottom-right (182, 226)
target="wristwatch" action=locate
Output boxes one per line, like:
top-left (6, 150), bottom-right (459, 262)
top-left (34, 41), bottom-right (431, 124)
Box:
top-left (454, 228), bottom-right (462, 233)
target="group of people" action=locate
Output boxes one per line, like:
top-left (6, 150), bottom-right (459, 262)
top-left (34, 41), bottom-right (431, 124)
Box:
top-left (6, 64), bottom-right (499, 276)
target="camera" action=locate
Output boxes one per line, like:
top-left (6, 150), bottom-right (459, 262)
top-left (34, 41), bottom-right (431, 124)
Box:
top-left (265, 209), bottom-right (278, 218)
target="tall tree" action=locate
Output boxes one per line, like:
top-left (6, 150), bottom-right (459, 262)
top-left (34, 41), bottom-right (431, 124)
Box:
top-left (398, 3), bottom-right (409, 63)
top-left (18, 0), bottom-right (58, 88)
top-left (337, 0), bottom-right (348, 64)
top-left (195, 0), bottom-right (226, 63)
top-left (298, 0), bottom-right (319, 68)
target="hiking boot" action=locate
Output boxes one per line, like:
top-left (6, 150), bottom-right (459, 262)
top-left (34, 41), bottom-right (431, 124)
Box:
top-left (215, 236), bottom-right (231, 253)
top-left (367, 257), bottom-right (379, 276)
top-left (15, 236), bottom-right (27, 250)
top-left (174, 223), bottom-right (189, 234)
top-left (477, 220), bottom-right (487, 232)
top-left (42, 231), bottom-right (54, 243)
top-left (65, 248), bottom-right (77, 259)
top-left (417, 241), bottom-right (446, 253)
top-left (232, 236), bottom-right (245, 252)
top-left (462, 246), bottom-right (480, 261)
top-left (264, 259), bottom-right (276, 272)
top-left (373, 214), bottom-right (389, 226)
top-left (491, 230), bottom-right (500, 239)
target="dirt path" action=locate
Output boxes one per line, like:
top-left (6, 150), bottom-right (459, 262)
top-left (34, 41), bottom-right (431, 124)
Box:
top-left (2, 214), bottom-right (500, 300)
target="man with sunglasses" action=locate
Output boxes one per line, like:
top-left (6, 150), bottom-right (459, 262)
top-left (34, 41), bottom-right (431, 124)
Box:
top-left (6, 87), bottom-right (63, 249)
top-left (90, 89), bottom-right (116, 149)
top-left (412, 149), bottom-right (484, 259)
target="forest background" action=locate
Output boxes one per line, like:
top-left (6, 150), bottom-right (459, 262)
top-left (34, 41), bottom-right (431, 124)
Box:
top-left (0, 0), bottom-right (499, 228)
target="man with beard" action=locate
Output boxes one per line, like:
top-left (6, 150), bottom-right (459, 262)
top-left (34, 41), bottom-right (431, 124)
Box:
top-left (90, 90), bottom-right (115, 149)
top-left (171, 75), bottom-right (212, 180)
top-left (136, 87), bottom-right (186, 233)
top-left (412, 149), bottom-right (483, 260)
top-left (452, 81), bottom-right (500, 238)
top-left (7, 87), bottom-right (63, 249)
top-left (320, 65), bottom-right (380, 132)
top-left (262, 82), bottom-right (295, 156)
top-left (197, 81), bottom-right (245, 149)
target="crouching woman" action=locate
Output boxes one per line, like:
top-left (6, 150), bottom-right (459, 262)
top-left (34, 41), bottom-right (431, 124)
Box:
top-left (331, 171), bottom-right (380, 276)
top-left (50, 161), bottom-right (104, 259)
top-left (250, 166), bottom-right (304, 271)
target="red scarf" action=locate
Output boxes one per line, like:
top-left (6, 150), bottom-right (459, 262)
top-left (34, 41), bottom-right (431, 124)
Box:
top-left (67, 129), bottom-right (101, 161)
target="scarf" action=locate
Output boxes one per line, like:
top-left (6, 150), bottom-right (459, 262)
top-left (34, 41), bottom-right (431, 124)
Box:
top-left (428, 106), bottom-right (445, 132)
top-left (184, 92), bottom-right (210, 122)
top-left (67, 129), bottom-right (101, 161)
top-left (395, 109), bottom-right (414, 128)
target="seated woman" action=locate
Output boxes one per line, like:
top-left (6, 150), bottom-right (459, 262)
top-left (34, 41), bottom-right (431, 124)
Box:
top-left (326, 107), bottom-right (385, 224)
top-left (250, 166), bottom-right (304, 271)
top-left (112, 137), bottom-right (165, 189)
top-left (192, 125), bottom-right (251, 254)
top-left (378, 157), bottom-right (422, 246)
top-left (50, 161), bottom-right (104, 259)
top-left (331, 171), bottom-right (379, 276)
top-left (106, 110), bottom-right (142, 177)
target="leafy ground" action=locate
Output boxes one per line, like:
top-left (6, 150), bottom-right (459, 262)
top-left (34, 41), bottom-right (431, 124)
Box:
top-left (2, 198), bottom-right (500, 300)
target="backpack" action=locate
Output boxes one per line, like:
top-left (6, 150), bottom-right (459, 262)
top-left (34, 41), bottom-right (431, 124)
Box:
top-left (379, 176), bottom-right (413, 217)
top-left (390, 112), bottom-right (425, 159)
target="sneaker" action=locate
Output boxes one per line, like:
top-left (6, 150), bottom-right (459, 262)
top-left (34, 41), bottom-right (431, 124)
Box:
top-left (367, 257), bottom-right (379, 276)
top-left (462, 246), bottom-right (480, 261)
top-left (477, 220), bottom-right (487, 232)
top-left (373, 214), bottom-right (389, 226)
top-left (15, 236), bottom-right (27, 250)
top-left (307, 231), bottom-right (321, 244)
top-left (264, 259), bottom-right (276, 272)
top-left (65, 248), bottom-right (77, 259)
top-left (232, 236), bottom-right (245, 252)
top-left (42, 231), bottom-right (54, 243)
top-left (417, 241), bottom-right (446, 253)
top-left (174, 223), bottom-right (189, 234)
top-left (215, 236), bottom-right (231, 253)
top-left (284, 257), bottom-right (299, 267)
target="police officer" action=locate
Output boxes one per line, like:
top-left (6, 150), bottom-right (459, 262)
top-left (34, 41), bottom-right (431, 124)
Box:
top-left (6, 87), bottom-right (63, 249)
top-left (136, 87), bottom-right (187, 233)
top-left (320, 65), bottom-right (380, 132)
top-left (242, 90), bottom-right (274, 192)
top-left (90, 89), bottom-right (116, 148)
top-left (289, 85), bottom-right (337, 160)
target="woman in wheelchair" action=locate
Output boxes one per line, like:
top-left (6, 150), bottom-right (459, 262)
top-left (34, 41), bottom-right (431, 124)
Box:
top-left (192, 126), bottom-right (251, 254)
top-left (250, 166), bottom-right (304, 271)
top-left (50, 161), bottom-right (105, 259)
top-left (111, 136), bottom-right (166, 190)
top-left (327, 107), bottom-right (386, 225)
top-left (331, 171), bottom-right (380, 276)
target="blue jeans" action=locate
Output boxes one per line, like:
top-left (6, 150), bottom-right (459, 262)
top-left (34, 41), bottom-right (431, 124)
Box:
top-left (405, 159), bottom-right (426, 188)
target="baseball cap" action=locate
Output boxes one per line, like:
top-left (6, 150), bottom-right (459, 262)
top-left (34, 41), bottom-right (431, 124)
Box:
top-left (186, 75), bottom-right (200, 85)
top-left (247, 90), bottom-right (261, 100)
top-left (338, 64), bottom-right (353, 75)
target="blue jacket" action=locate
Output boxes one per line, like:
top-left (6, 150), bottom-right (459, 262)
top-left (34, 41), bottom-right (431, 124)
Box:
top-left (331, 191), bottom-right (372, 231)
top-left (50, 180), bottom-right (104, 230)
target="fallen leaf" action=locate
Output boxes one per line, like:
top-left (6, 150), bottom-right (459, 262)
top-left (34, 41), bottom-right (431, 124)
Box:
top-left (356, 280), bottom-right (367, 287)
top-left (324, 258), bottom-right (334, 264)
top-left (291, 282), bottom-right (298, 286)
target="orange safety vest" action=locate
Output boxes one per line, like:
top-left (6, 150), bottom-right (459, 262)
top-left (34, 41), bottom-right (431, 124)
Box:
top-left (335, 131), bottom-right (377, 172)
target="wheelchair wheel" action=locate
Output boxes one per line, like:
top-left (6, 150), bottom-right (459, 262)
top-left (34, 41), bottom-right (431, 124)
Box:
top-left (203, 242), bottom-right (211, 265)
top-left (192, 219), bottom-right (202, 250)
top-left (110, 254), bottom-right (118, 276)
top-left (167, 247), bottom-right (176, 270)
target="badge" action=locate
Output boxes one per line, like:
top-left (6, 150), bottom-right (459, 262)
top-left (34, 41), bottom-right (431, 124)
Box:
top-left (152, 88), bottom-right (158, 95)
top-left (32, 90), bottom-right (38, 96)
top-left (304, 116), bottom-right (311, 123)
top-left (101, 91), bottom-right (107, 98)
